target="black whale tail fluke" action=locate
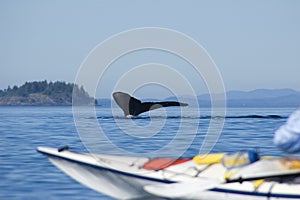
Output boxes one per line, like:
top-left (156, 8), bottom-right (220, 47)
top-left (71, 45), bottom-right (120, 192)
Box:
top-left (112, 92), bottom-right (188, 117)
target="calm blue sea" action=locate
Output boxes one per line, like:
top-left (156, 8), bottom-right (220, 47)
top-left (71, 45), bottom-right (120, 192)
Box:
top-left (0, 106), bottom-right (299, 200)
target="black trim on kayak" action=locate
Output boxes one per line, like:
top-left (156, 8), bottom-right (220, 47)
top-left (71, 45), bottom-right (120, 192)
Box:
top-left (38, 149), bottom-right (176, 184)
top-left (226, 172), bottom-right (300, 184)
top-left (210, 188), bottom-right (300, 199)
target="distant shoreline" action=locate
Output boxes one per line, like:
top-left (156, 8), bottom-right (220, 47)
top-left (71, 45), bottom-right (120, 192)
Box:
top-left (0, 80), bottom-right (96, 106)
top-left (1, 81), bottom-right (299, 107)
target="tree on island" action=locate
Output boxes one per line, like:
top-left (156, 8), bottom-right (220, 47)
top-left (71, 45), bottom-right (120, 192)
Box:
top-left (0, 80), bottom-right (96, 106)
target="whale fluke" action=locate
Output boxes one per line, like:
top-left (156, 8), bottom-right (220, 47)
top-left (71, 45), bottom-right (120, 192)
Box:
top-left (112, 92), bottom-right (188, 117)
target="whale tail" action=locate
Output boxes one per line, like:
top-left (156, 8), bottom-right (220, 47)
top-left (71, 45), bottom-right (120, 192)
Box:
top-left (112, 92), bottom-right (188, 117)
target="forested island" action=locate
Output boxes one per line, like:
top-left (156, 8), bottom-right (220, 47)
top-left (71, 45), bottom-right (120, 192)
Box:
top-left (0, 81), bottom-right (96, 106)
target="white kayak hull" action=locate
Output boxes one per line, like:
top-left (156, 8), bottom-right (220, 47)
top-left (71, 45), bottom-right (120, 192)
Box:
top-left (37, 147), bottom-right (300, 200)
top-left (38, 147), bottom-right (171, 199)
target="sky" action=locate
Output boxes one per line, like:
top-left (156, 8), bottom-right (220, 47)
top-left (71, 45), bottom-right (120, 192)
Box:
top-left (1, 0), bottom-right (300, 98)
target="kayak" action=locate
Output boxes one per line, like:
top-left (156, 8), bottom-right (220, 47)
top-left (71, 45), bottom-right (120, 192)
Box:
top-left (37, 146), bottom-right (300, 200)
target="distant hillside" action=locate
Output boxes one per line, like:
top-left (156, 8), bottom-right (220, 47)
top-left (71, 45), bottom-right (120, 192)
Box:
top-left (225, 89), bottom-right (300, 107)
top-left (165, 89), bottom-right (300, 108)
top-left (0, 81), bottom-right (96, 106)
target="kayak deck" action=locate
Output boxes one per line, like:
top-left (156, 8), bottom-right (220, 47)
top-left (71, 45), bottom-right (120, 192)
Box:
top-left (37, 146), bottom-right (300, 200)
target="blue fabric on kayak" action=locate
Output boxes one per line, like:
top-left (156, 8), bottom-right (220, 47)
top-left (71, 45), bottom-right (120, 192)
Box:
top-left (248, 150), bottom-right (260, 163)
top-left (274, 109), bottom-right (300, 153)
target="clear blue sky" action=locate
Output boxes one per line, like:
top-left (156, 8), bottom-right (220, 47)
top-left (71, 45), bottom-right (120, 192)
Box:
top-left (1, 0), bottom-right (299, 98)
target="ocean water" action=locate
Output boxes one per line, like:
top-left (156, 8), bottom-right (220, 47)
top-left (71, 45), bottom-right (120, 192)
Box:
top-left (0, 106), bottom-right (299, 200)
